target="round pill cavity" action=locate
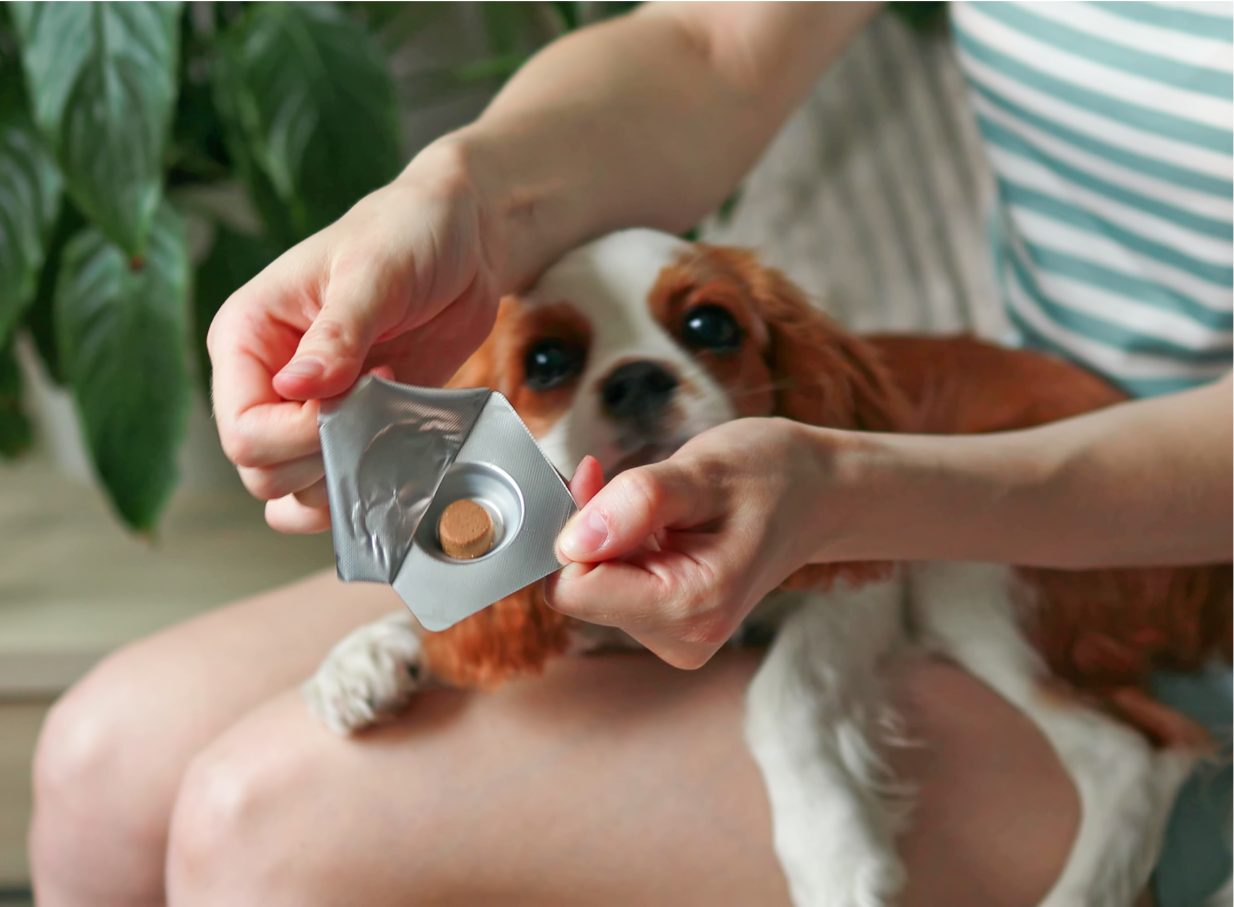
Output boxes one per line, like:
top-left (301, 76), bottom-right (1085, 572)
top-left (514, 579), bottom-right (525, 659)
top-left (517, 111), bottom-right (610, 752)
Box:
top-left (438, 499), bottom-right (495, 560)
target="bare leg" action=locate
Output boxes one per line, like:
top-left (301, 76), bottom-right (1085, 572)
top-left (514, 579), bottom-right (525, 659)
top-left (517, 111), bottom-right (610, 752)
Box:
top-left (166, 651), bottom-right (1079, 907)
top-left (29, 570), bottom-right (403, 907)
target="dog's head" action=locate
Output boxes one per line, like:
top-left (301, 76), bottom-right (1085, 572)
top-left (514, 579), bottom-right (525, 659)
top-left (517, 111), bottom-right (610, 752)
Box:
top-left (422, 229), bottom-right (904, 688)
top-left (449, 228), bottom-right (905, 475)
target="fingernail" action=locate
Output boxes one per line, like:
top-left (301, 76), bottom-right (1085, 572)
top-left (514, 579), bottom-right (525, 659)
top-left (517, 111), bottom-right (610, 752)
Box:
top-left (558, 509), bottom-right (608, 561)
top-left (278, 357), bottom-right (324, 380)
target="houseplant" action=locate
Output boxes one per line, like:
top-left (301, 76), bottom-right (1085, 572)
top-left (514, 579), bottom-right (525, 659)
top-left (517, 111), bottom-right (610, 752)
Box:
top-left (0, 0), bottom-right (932, 535)
top-left (0, 1), bottom-right (629, 533)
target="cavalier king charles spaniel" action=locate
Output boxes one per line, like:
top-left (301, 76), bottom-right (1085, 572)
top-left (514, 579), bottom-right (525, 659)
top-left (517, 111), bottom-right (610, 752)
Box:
top-left (304, 229), bottom-right (1230, 907)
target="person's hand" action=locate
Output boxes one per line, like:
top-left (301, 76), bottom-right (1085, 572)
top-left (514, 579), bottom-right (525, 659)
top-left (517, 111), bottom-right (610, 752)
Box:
top-left (207, 143), bottom-right (506, 533)
top-left (546, 418), bottom-right (839, 669)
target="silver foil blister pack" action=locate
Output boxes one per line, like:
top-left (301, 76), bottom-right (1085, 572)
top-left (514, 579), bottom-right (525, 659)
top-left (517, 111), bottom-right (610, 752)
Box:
top-left (319, 376), bottom-right (577, 631)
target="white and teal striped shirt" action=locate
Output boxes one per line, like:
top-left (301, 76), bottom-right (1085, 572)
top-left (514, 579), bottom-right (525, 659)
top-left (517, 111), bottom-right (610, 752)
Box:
top-left (951, 1), bottom-right (1233, 398)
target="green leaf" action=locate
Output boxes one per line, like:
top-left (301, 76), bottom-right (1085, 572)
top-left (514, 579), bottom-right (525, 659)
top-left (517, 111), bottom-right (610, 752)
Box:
top-left (56, 203), bottom-right (191, 531)
top-left (167, 7), bottom-right (233, 188)
top-left (480, 2), bottom-right (539, 54)
top-left (215, 2), bottom-right (401, 242)
top-left (0, 57), bottom-right (62, 346)
top-left (365, 3), bottom-right (449, 56)
top-left (192, 223), bottom-right (277, 395)
top-left (547, 2), bottom-right (579, 33)
top-left (473, 1), bottom-right (591, 53)
top-left (10, 2), bottom-right (182, 254)
top-left (23, 200), bottom-right (87, 385)
top-left (0, 340), bottom-right (33, 460)
top-left (572, 2), bottom-right (637, 29)
top-left (352, 2), bottom-right (447, 51)
top-left (889, 2), bottom-right (948, 32)
top-left (599, 2), bottom-right (643, 20)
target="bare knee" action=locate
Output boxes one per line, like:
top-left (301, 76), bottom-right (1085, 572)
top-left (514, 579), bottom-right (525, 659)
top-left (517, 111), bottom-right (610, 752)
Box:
top-left (167, 732), bottom-right (331, 907)
top-left (31, 652), bottom-right (175, 904)
top-left (165, 697), bottom-right (467, 907)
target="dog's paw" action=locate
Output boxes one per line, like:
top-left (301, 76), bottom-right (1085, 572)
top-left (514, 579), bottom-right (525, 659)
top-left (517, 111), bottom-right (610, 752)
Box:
top-left (773, 800), bottom-right (905, 907)
top-left (303, 611), bottom-right (423, 735)
top-left (783, 845), bottom-right (904, 907)
top-left (848, 851), bottom-right (905, 907)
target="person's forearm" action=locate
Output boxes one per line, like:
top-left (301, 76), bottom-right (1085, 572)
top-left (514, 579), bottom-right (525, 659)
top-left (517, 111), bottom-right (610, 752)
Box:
top-left (816, 375), bottom-right (1233, 568)
top-left (428, 1), bottom-right (882, 291)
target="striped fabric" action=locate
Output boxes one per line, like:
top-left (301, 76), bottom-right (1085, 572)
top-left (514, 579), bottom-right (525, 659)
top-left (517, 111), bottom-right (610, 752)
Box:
top-left (951, 1), bottom-right (1233, 398)
top-left (701, 13), bottom-right (1006, 341)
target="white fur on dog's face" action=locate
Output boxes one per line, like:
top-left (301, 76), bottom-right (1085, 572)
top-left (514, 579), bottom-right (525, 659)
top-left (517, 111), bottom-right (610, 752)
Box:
top-left (505, 229), bottom-right (738, 476)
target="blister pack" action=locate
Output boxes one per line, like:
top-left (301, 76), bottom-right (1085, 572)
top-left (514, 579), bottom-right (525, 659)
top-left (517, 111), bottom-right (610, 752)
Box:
top-left (318, 376), bottom-right (577, 631)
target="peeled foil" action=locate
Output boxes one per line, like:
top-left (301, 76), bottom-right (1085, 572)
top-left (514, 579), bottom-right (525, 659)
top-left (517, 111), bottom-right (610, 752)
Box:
top-left (318, 376), bottom-right (577, 631)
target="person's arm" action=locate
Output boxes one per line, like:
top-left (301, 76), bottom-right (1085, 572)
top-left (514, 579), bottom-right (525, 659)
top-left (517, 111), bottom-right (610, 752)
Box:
top-left (447, 0), bottom-right (883, 290)
top-left (549, 376), bottom-right (1231, 668)
top-left (823, 372), bottom-right (1233, 568)
top-left (208, 1), bottom-right (881, 533)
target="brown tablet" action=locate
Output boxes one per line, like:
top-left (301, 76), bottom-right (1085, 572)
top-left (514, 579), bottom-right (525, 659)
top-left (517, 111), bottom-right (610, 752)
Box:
top-left (438, 499), bottom-right (495, 559)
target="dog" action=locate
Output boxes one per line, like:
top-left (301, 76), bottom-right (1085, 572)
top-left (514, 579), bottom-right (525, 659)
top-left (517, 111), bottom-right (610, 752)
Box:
top-left (304, 228), bottom-right (1231, 907)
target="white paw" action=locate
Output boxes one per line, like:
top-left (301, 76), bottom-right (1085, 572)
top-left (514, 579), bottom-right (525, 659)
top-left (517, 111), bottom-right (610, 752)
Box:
top-left (303, 611), bottom-right (423, 735)
top-left (779, 831), bottom-right (905, 907)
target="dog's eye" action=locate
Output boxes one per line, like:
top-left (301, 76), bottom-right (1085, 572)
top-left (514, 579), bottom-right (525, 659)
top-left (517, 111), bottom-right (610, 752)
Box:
top-left (523, 338), bottom-right (584, 391)
top-left (680, 304), bottom-right (742, 353)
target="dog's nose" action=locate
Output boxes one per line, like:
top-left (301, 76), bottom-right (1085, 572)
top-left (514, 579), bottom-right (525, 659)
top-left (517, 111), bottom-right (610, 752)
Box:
top-left (602, 361), bottom-right (679, 422)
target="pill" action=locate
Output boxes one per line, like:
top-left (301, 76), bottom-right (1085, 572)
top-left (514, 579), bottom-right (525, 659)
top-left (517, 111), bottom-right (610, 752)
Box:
top-left (438, 499), bottom-right (495, 559)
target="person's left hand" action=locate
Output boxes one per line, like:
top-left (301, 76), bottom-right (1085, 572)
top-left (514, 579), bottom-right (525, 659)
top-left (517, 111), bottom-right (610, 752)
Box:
top-left (547, 418), bottom-right (841, 669)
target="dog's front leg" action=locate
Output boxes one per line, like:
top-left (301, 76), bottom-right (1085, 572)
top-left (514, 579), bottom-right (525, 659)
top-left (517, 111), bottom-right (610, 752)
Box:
top-left (304, 609), bottom-right (427, 735)
top-left (745, 577), bottom-right (910, 907)
top-left (305, 583), bottom-right (576, 734)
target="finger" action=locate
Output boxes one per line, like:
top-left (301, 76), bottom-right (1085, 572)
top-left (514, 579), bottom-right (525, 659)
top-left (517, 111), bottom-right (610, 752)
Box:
top-left (543, 549), bottom-right (732, 669)
top-left (555, 461), bottom-right (716, 564)
top-left (368, 363), bottom-right (396, 382)
top-left (544, 559), bottom-right (663, 628)
top-left (216, 394), bottom-right (321, 468)
top-left (568, 455), bottom-right (605, 506)
top-left (210, 310), bottom-right (324, 468)
top-left (265, 494), bottom-right (331, 534)
top-left (547, 575), bottom-right (717, 669)
top-left (215, 360), bottom-right (394, 470)
top-left (547, 541), bottom-right (713, 622)
top-left (237, 454), bottom-right (325, 501)
top-left (272, 263), bottom-right (402, 401)
top-left (293, 478), bottom-right (330, 510)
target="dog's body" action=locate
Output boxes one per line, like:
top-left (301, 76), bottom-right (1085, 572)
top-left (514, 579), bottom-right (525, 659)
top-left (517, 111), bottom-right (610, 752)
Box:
top-left (305, 230), bottom-right (1230, 906)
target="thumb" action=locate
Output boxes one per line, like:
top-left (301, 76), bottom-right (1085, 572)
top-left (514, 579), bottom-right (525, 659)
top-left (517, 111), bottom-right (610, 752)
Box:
top-left (273, 271), bottom-right (392, 400)
top-left (556, 461), bottom-right (714, 564)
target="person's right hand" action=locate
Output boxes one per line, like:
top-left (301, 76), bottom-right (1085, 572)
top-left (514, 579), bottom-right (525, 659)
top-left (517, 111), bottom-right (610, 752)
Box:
top-left (547, 419), bottom-right (841, 670)
top-left (208, 144), bottom-right (506, 533)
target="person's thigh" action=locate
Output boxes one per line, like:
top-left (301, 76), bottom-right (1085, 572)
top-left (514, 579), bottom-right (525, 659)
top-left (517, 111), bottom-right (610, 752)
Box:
top-left (30, 569), bottom-right (402, 907)
top-left (165, 650), bottom-right (1081, 907)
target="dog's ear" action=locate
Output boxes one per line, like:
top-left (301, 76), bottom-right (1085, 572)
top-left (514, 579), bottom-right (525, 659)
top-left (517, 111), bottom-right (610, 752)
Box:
top-left (712, 248), bottom-right (908, 432)
top-left (443, 297), bottom-right (518, 391)
top-left (690, 247), bottom-right (906, 595)
top-left (419, 584), bottom-right (574, 690)
top-left (756, 281), bottom-right (903, 590)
